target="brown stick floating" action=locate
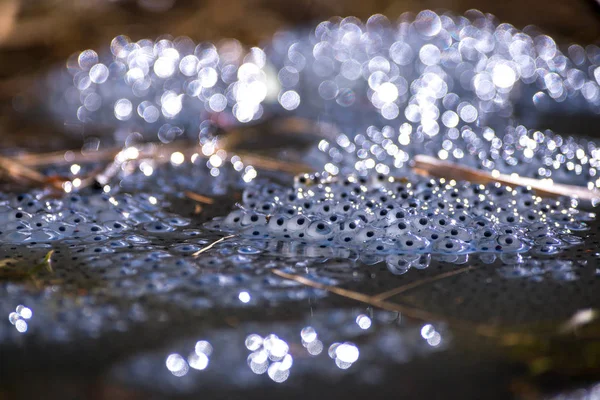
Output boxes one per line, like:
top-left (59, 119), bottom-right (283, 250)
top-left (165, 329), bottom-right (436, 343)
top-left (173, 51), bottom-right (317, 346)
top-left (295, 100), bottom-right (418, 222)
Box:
top-left (184, 191), bottom-right (215, 205)
top-left (372, 265), bottom-right (475, 301)
top-left (413, 154), bottom-right (599, 202)
top-left (271, 269), bottom-right (448, 322)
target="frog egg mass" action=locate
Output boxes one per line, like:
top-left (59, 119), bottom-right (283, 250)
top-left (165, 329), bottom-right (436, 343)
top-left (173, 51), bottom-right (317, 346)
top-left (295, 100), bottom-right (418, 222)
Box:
top-left (206, 173), bottom-right (591, 257)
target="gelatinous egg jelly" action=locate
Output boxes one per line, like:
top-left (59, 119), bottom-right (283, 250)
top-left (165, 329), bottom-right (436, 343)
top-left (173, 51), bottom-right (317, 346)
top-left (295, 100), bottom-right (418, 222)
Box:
top-left (206, 173), bottom-right (592, 256)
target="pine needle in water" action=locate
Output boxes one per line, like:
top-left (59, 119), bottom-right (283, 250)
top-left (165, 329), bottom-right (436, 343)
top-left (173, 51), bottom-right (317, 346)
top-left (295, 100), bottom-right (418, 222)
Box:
top-left (192, 235), bottom-right (236, 257)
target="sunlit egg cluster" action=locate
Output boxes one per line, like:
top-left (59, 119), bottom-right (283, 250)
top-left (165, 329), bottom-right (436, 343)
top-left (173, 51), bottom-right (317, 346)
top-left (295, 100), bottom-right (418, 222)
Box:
top-left (205, 173), bottom-right (591, 260)
top-left (246, 333), bottom-right (292, 382)
top-left (8, 304), bottom-right (32, 334)
top-left (49, 11), bottom-right (600, 190)
top-left (328, 341), bottom-right (360, 369)
top-left (106, 139), bottom-right (255, 185)
top-left (317, 121), bottom-right (600, 189)
top-left (54, 36), bottom-right (279, 143)
top-left (165, 340), bottom-right (213, 377)
top-left (263, 12), bottom-right (600, 187)
top-left (109, 145), bottom-right (259, 194)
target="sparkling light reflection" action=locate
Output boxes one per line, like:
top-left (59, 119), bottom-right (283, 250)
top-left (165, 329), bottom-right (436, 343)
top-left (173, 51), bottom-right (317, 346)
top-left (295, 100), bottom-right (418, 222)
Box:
top-left (246, 333), bottom-right (292, 382)
top-left (8, 305), bottom-right (32, 334)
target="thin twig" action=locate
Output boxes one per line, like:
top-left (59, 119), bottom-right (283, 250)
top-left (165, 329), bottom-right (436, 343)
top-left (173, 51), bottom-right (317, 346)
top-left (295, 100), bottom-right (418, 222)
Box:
top-left (15, 141), bottom-right (312, 176)
top-left (236, 152), bottom-right (313, 175)
top-left (0, 0), bottom-right (17, 45)
top-left (271, 269), bottom-right (448, 322)
top-left (184, 191), bottom-right (215, 205)
top-left (271, 269), bottom-right (560, 343)
top-left (372, 265), bottom-right (475, 301)
top-left (0, 154), bottom-right (64, 189)
top-left (192, 235), bottom-right (236, 257)
top-left (414, 154), bottom-right (599, 201)
top-left (0, 154), bottom-right (49, 184)
top-left (16, 148), bottom-right (121, 167)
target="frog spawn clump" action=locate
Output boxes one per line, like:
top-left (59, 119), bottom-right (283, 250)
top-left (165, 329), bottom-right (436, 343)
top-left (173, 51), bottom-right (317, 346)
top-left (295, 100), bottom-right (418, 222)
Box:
top-left (206, 173), bottom-right (592, 256)
top-left (0, 185), bottom-right (345, 343)
top-left (0, 191), bottom-right (188, 247)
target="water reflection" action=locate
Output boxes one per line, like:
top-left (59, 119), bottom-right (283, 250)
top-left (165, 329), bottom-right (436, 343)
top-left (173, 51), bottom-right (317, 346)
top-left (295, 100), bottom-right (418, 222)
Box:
top-left (165, 339), bottom-right (213, 377)
top-left (356, 314), bottom-right (372, 330)
top-left (165, 353), bottom-right (189, 377)
top-left (329, 342), bottom-right (360, 369)
top-left (496, 259), bottom-right (579, 282)
top-left (246, 334), bottom-right (292, 382)
top-left (8, 304), bottom-right (32, 334)
top-left (238, 291), bottom-right (251, 303)
top-left (420, 324), bottom-right (443, 347)
top-left (108, 308), bottom-right (447, 393)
